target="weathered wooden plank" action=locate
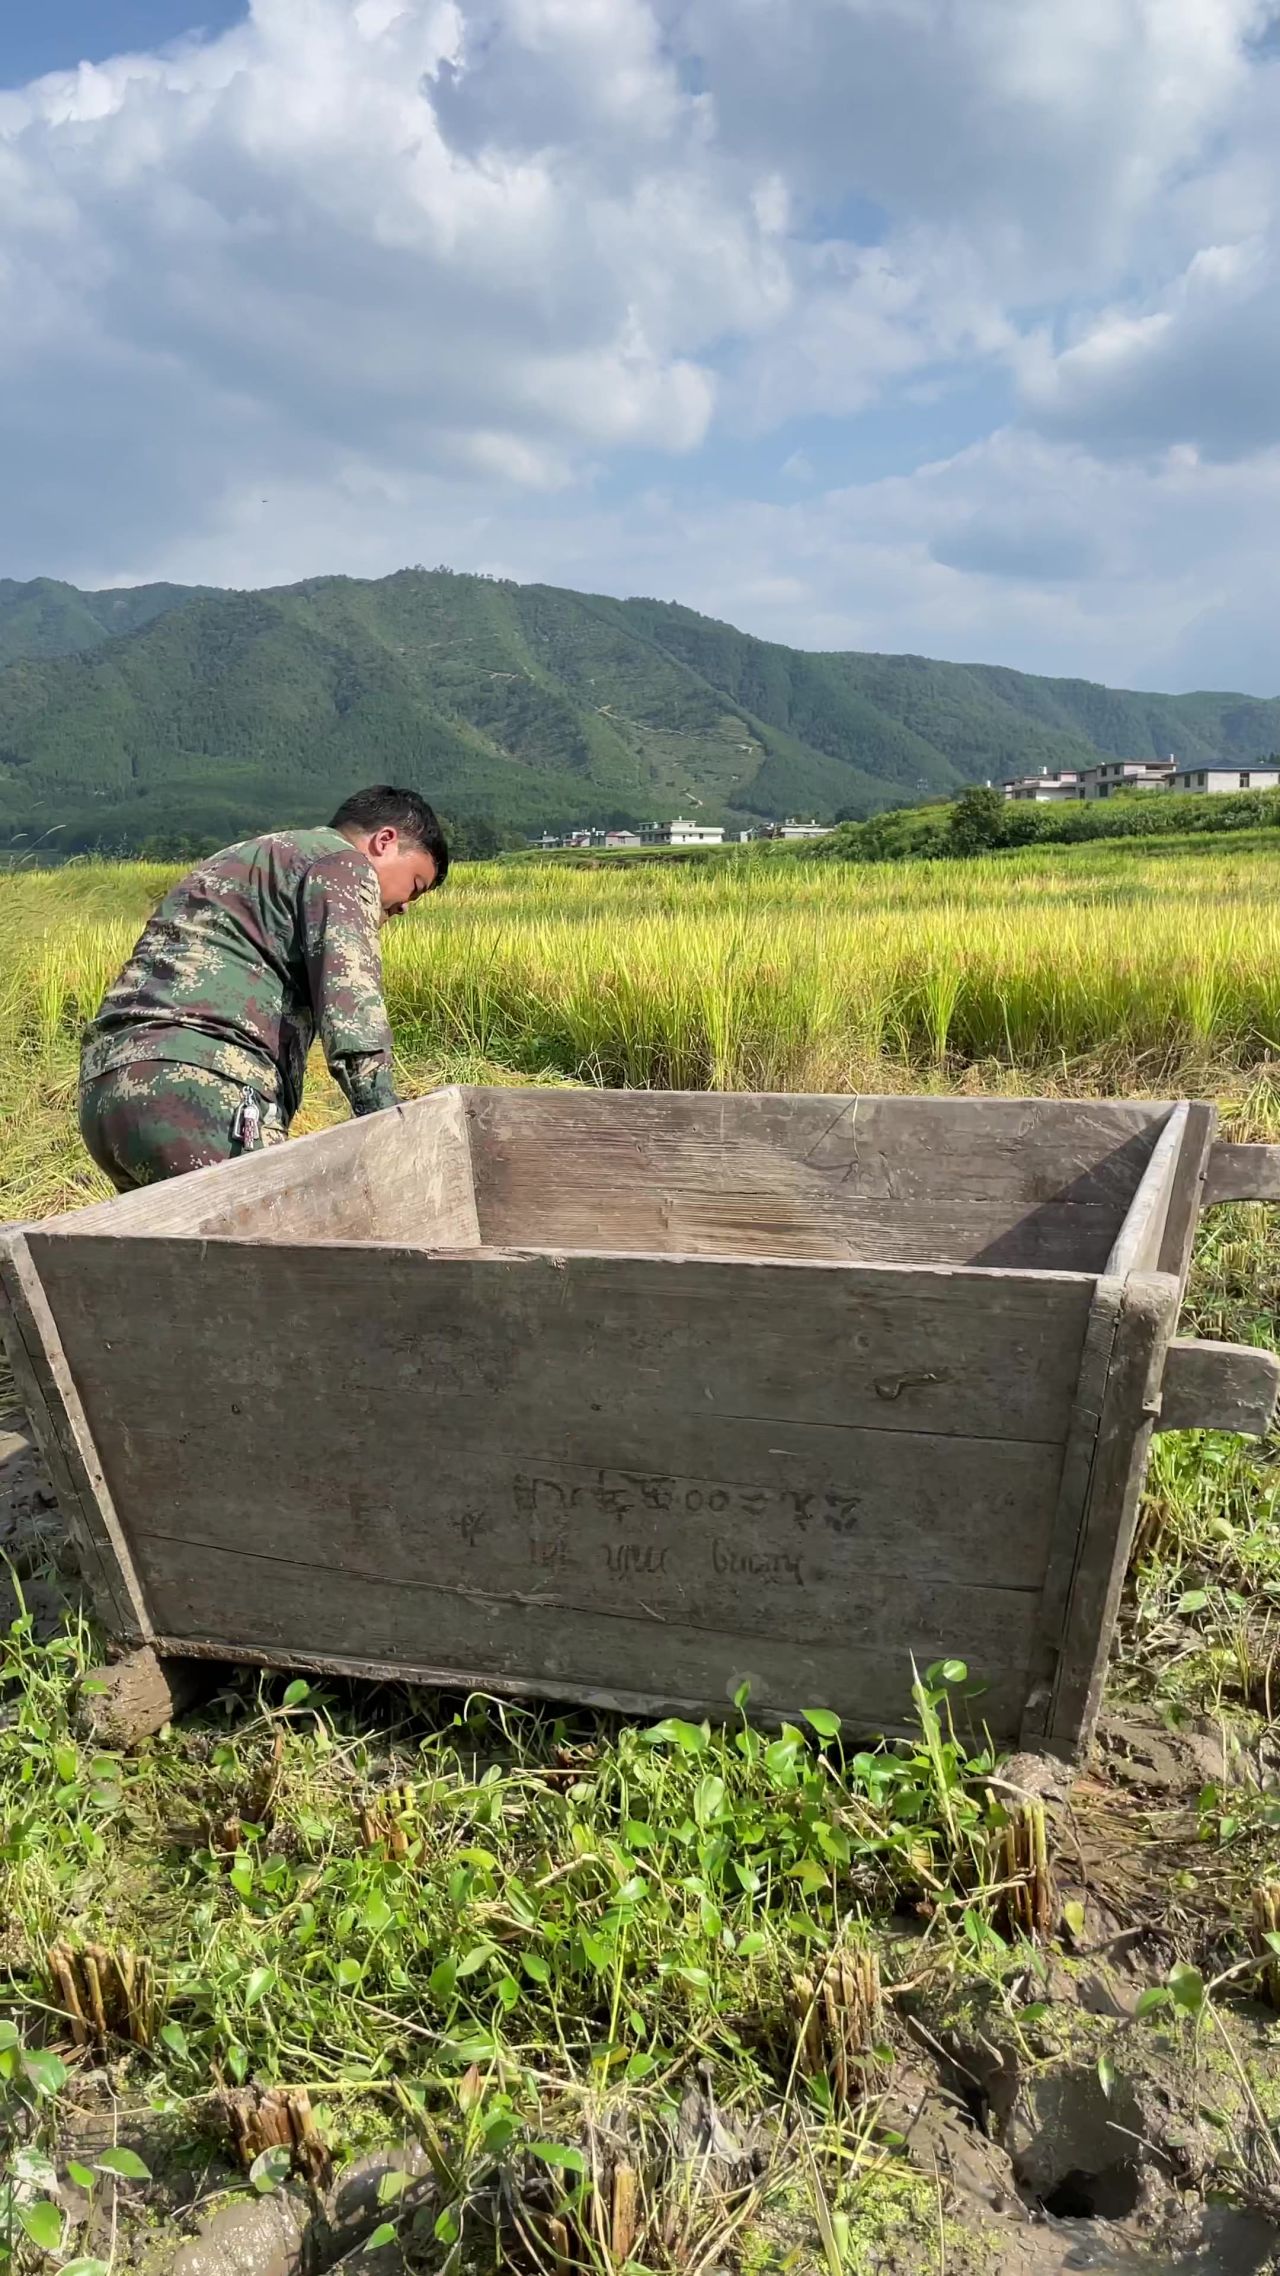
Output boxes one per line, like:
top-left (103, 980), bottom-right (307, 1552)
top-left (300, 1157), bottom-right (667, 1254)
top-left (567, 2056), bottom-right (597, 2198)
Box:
top-left (468, 1091), bottom-right (1167, 1268)
top-left (58, 1086), bottom-right (480, 1249)
top-left (117, 1393), bottom-right (1057, 1623)
top-left (31, 1237), bottom-right (1095, 1451)
top-left (1157, 1339), bottom-right (1280, 1437)
top-left (1019, 1275), bottom-right (1123, 1745)
top-left (470, 1091), bottom-right (1172, 1205)
top-left (1040, 1272), bottom-right (1181, 1757)
top-left (1105, 1104), bottom-right (1187, 1277)
top-left (29, 1241), bottom-right (1082, 1702)
top-left (1202, 1142), bottom-right (1280, 1208)
top-left (130, 1495), bottom-right (1040, 1654)
top-left (1156, 1101), bottom-right (1216, 1294)
top-left (139, 1535), bottom-right (1035, 1740)
top-left (0, 1231), bottom-right (151, 1642)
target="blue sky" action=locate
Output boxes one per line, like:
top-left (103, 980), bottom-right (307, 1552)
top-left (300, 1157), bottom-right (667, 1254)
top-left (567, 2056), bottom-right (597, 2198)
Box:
top-left (3, 0), bottom-right (1280, 692)
top-left (0, 1), bottom-right (245, 85)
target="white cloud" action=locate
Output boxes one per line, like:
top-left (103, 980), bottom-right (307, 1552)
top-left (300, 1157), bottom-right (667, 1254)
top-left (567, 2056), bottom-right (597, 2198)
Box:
top-left (3, 0), bottom-right (1280, 686)
top-left (1020, 235), bottom-right (1280, 460)
top-left (0, 0), bottom-right (785, 566)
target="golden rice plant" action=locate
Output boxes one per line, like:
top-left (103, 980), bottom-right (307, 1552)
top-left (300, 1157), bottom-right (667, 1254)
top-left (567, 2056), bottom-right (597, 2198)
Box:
top-left (0, 835), bottom-right (1277, 1225)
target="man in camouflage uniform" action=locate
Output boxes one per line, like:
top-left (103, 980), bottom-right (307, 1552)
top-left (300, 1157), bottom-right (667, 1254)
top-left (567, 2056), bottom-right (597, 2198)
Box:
top-left (79, 785), bottom-right (448, 1190)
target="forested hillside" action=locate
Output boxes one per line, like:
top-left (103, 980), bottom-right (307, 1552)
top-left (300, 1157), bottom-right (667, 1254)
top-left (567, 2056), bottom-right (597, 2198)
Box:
top-left (0, 568), bottom-right (1277, 854)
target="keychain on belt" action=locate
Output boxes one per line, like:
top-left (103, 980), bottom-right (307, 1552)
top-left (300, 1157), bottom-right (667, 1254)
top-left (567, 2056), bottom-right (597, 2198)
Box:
top-left (233, 1088), bottom-right (263, 1148)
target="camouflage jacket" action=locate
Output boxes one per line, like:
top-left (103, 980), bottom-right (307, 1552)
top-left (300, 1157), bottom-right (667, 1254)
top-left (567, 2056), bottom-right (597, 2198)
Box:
top-left (80, 828), bottom-right (397, 1123)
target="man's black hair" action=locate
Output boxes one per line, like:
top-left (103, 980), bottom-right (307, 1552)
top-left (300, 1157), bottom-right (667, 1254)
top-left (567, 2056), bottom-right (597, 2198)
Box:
top-left (330, 786), bottom-right (449, 886)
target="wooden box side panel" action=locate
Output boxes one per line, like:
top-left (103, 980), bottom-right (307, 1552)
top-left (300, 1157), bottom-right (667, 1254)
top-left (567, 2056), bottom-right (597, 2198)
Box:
top-left (1034, 1271), bottom-right (1181, 1756)
top-left (466, 1091), bottom-right (1171, 1271)
top-left (0, 1233), bottom-right (151, 1643)
top-left (46, 1087), bottom-right (480, 1250)
top-left (30, 1239), bottom-right (1098, 1739)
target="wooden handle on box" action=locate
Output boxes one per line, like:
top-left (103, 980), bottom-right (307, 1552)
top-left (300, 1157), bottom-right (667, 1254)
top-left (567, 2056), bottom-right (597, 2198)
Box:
top-left (1202, 1143), bottom-right (1280, 1206)
top-left (1156, 1338), bottom-right (1280, 1436)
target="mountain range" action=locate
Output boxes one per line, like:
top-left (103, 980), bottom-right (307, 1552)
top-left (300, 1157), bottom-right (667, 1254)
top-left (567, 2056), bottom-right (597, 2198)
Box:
top-left (1, 567), bottom-right (1278, 856)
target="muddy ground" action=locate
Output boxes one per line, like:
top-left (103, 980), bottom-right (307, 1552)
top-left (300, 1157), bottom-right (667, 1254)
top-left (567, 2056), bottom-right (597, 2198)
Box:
top-left (5, 1383), bottom-right (1280, 2276)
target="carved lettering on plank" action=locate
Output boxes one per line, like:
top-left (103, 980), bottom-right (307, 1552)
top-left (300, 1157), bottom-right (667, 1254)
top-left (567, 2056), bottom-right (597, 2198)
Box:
top-left (711, 1539), bottom-right (805, 1585)
top-left (513, 1468), bottom-right (861, 1537)
top-left (604, 1542), bottom-right (670, 1579)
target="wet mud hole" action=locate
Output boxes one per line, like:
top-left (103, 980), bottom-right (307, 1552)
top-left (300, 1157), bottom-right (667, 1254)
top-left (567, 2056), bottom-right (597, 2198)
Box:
top-left (3, 1375), bottom-right (1279, 2276)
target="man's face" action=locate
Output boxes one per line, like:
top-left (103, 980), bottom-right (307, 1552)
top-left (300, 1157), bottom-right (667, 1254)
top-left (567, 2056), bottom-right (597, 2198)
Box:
top-left (363, 826), bottom-right (439, 918)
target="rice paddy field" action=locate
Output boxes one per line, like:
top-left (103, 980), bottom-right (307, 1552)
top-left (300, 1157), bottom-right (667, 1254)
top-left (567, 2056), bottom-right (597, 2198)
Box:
top-left (3, 834), bottom-right (1280, 1222)
top-left (2, 834), bottom-right (1280, 2274)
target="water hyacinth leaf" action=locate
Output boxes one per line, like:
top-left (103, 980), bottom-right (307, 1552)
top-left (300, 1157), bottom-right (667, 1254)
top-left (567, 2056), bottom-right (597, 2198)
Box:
top-left (18, 2201), bottom-right (64, 2250)
top-left (362, 1891), bottom-right (393, 1935)
top-left (243, 1967), bottom-right (272, 2007)
top-left (282, 1679), bottom-right (310, 1706)
top-left (67, 2162), bottom-right (96, 2192)
top-left (694, 1775), bottom-right (726, 1827)
top-left (1169, 1963), bottom-right (1205, 2015)
top-left (1061, 1900), bottom-right (1087, 1942)
top-left (430, 1956), bottom-right (458, 2001)
top-left (802, 1708), bottom-right (841, 1740)
top-left (765, 1739), bottom-right (800, 1782)
top-left (53, 1743), bottom-right (77, 1783)
top-left (1177, 1590), bottom-right (1209, 1615)
top-left (250, 2146), bottom-right (293, 2193)
top-left (96, 2148), bottom-right (151, 2181)
top-left (642, 1718), bottom-right (708, 1754)
top-left (376, 2169), bottom-right (412, 2205)
top-left (1135, 1986), bottom-right (1171, 2018)
top-left (13, 2151), bottom-right (58, 2196)
top-left (529, 2142), bottom-right (587, 2174)
top-left (520, 1952), bottom-right (549, 1984)
top-left (0, 2020), bottom-right (18, 2052)
top-left (454, 1947), bottom-right (491, 1978)
top-left (21, 2049), bottom-right (68, 2097)
top-left (160, 2022), bottom-right (189, 2060)
top-left (367, 2227), bottom-right (397, 2249)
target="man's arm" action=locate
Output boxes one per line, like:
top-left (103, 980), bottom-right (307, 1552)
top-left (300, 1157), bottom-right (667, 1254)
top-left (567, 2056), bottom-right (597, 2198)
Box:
top-left (301, 852), bottom-right (398, 1116)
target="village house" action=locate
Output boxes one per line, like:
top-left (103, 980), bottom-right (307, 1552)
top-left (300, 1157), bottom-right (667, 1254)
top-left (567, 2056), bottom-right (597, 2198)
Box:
top-left (1001, 769), bottom-right (1081, 803)
top-left (1169, 762), bottom-right (1280, 794)
top-left (639, 817), bottom-right (726, 846)
top-left (1074, 759), bottom-right (1176, 799)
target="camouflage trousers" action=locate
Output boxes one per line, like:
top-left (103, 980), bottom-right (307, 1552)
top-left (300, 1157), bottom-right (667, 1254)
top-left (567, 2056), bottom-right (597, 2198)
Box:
top-left (79, 1062), bottom-right (287, 1193)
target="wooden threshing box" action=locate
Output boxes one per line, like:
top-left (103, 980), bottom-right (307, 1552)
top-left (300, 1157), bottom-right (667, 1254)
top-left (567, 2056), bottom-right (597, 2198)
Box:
top-left (3, 1090), bottom-right (1278, 1756)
